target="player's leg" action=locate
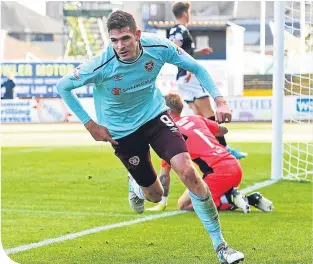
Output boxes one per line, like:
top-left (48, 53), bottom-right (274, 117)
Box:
top-left (176, 75), bottom-right (200, 115)
top-left (193, 96), bottom-right (215, 119)
top-left (148, 112), bottom-right (244, 262)
top-left (177, 75), bottom-right (214, 117)
top-left (171, 153), bottom-right (244, 263)
top-left (171, 152), bottom-right (226, 248)
top-left (113, 129), bottom-right (164, 213)
top-left (148, 113), bottom-right (224, 246)
top-left (206, 160), bottom-right (250, 213)
top-left (146, 161), bottom-right (170, 212)
top-left (187, 101), bottom-right (203, 115)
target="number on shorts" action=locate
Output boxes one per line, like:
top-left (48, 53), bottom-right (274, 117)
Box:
top-left (160, 115), bottom-right (174, 127)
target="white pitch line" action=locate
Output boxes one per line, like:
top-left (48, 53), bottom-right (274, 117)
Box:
top-left (240, 179), bottom-right (279, 194)
top-left (1, 209), bottom-right (141, 218)
top-left (4, 180), bottom-right (278, 255)
top-left (2, 147), bottom-right (54, 154)
top-left (5, 211), bottom-right (186, 255)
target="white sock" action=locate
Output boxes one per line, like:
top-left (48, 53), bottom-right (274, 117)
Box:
top-left (220, 195), bottom-right (230, 205)
top-left (159, 196), bottom-right (168, 205)
top-left (129, 174), bottom-right (146, 200)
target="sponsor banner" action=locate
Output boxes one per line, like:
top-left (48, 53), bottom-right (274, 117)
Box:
top-left (0, 98), bottom-right (96, 124)
top-left (1, 100), bottom-right (37, 123)
top-left (227, 96), bottom-right (312, 121)
top-left (1, 62), bottom-right (93, 98)
top-left (1, 99), bottom-right (71, 123)
top-left (1, 96), bottom-right (311, 123)
top-left (177, 96), bottom-right (312, 121)
top-left (35, 99), bottom-right (70, 122)
top-left (296, 98), bottom-right (313, 113)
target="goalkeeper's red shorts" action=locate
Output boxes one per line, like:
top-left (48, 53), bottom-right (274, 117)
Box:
top-left (203, 159), bottom-right (243, 208)
top-left (161, 158), bottom-right (242, 209)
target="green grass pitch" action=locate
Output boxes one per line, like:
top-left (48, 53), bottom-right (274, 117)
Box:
top-left (1, 142), bottom-right (312, 264)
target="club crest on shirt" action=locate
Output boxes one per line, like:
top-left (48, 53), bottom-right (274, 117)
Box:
top-left (144, 60), bottom-right (154, 72)
top-left (112, 87), bottom-right (121, 96)
top-left (176, 47), bottom-right (183, 56)
top-left (113, 74), bottom-right (123, 81)
top-left (73, 67), bottom-right (81, 80)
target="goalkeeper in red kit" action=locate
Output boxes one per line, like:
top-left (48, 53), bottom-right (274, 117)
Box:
top-left (147, 94), bottom-right (273, 213)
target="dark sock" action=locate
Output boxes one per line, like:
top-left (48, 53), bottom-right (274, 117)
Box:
top-left (216, 136), bottom-right (227, 147)
top-left (207, 117), bottom-right (227, 147)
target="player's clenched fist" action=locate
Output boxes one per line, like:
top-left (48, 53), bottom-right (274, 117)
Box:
top-left (84, 120), bottom-right (118, 145)
top-left (215, 98), bottom-right (232, 123)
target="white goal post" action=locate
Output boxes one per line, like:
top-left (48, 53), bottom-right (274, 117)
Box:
top-left (272, 1), bottom-right (313, 182)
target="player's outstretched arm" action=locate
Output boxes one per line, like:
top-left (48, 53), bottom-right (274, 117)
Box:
top-left (215, 126), bottom-right (228, 137)
top-left (56, 56), bottom-right (103, 127)
top-left (203, 117), bottom-right (229, 136)
top-left (194, 47), bottom-right (213, 55)
top-left (56, 74), bottom-right (91, 124)
top-left (201, 117), bottom-right (228, 137)
top-left (164, 39), bottom-right (232, 123)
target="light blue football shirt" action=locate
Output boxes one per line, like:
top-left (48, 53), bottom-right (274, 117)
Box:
top-left (56, 34), bottom-right (221, 139)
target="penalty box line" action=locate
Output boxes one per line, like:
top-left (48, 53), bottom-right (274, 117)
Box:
top-left (4, 179), bottom-right (278, 255)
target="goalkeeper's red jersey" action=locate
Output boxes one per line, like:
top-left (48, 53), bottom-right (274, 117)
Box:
top-left (173, 115), bottom-right (233, 168)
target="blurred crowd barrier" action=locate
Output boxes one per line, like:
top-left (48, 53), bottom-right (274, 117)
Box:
top-left (1, 96), bottom-right (311, 124)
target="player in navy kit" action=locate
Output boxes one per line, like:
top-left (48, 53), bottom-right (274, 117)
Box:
top-left (170, 2), bottom-right (247, 159)
top-left (56, 10), bottom-right (244, 264)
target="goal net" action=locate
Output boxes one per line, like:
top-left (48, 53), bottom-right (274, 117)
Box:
top-left (283, 1), bottom-right (313, 181)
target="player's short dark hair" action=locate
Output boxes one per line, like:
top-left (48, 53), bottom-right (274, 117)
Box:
top-left (165, 93), bottom-right (184, 115)
top-left (172, 2), bottom-right (190, 19)
top-left (107, 10), bottom-right (137, 34)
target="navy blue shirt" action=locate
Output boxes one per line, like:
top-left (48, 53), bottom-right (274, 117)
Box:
top-left (169, 24), bottom-right (195, 79)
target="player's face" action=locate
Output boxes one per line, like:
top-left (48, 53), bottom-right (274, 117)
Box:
top-left (109, 27), bottom-right (141, 62)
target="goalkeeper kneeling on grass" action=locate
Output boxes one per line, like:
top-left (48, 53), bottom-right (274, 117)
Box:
top-left (142, 93), bottom-right (274, 214)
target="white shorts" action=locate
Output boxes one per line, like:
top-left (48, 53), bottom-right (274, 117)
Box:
top-left (177, 75), bottom-right (210, 103)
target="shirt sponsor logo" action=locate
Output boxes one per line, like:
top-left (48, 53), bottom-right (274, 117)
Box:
top-left (112, 87), bottom-right (121, 96)
top-left (144, 60), bottom-right (154, 72)
top-left (114, 74), bottom-right (123, 81)
top-left (129, 156), bottom-right (140, 166)
top-left (122, 77), bottom-right (156, 92)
